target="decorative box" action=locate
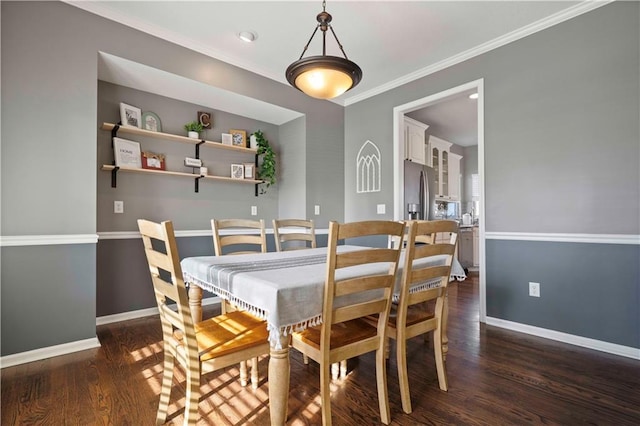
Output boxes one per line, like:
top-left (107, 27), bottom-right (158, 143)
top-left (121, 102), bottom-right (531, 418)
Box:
top-left (141, 151), bottom-right (165, 170)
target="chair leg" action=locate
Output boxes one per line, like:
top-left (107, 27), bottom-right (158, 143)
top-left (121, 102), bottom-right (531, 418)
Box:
top-left (396, 336), bottom-right (412, 414)
top-left (251, 357), bottom-right (259, 389)
top-left (156, 350), bottom-right (175, 425)
top-left (303, 354), bottom-right (309, 365)
top-left (320, 360), bottom-right (333, 426)
top-left (434, 327), bottom-right (449, 391)
top-left (240, 360), bottom-right (248, 386)
top-left (376, 348), bottom-right (391, 425)
top-left (183, 361), bottom-right (201, 426)
top-left (340, 359), bottom-right (347, 378)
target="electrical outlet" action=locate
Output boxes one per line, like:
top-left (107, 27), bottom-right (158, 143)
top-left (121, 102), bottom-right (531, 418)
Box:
top-left (529, 282), bottom-right (541, 297)
top-left (376, 204), bottom-right (386, 214)
top-left (314, 205), bottom-right (320, 215)
top-left (114, 201), bottom-right (124, 214)
top-left (251, 206), bottom-right (257, 216)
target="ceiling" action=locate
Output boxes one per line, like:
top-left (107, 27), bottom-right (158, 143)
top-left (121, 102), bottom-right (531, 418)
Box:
top-left (70, 1), bottom-right (604, 141)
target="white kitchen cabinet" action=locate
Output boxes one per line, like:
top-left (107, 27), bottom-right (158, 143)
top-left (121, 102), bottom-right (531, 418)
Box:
top-left (404, 117), bottom-right (429, 165)
top-left (429, 136), bottom-right (452, 198)
top-left (473, 226), bottom-right (480, 267)
top-left (448, 153), bottom-right (462, 201)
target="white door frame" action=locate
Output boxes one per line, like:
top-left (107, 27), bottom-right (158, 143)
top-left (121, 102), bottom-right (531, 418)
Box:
top-left (392, 78), bottom-right (486, 322)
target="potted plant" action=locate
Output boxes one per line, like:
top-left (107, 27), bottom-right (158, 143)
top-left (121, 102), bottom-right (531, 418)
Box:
top-left (184, 121), bottom-right (204, 139)
top-left (252, 130), bottom-right (276, 193)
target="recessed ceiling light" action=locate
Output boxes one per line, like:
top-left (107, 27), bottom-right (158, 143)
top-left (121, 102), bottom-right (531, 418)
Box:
top-left (238, 31), bottom-right (257, 43)
top-left (469, 93), bottom-right (479, 100)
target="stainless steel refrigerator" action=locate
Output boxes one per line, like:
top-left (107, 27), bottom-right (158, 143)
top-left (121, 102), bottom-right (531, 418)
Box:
top-left (404, 160), bottom-right (437, 221)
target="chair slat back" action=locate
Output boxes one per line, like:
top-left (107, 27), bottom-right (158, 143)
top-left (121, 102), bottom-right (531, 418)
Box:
top-left (212, 218), bottom-right (267, 256)
top-left (321, 220), bottom-right (405, 347)
top-left (273, 219), bottom-right (317, 251)
top-left (397, 220), bottom-right (459, 320)
top-left (137, 219), bottom-right (198, 355)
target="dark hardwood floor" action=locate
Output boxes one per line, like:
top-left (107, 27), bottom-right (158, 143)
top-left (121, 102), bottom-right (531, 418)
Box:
top-left (3, 274), bottom-right (639, 425)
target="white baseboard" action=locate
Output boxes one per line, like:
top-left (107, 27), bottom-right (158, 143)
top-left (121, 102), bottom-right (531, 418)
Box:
top-left (1, 298), bottom-right (222, 369)
top-left (96, 296), bottom-right (221, 325)
top-left (485, 317), bottom-right (640, 360)
top-left (0, 337), bottom-right (101, 369)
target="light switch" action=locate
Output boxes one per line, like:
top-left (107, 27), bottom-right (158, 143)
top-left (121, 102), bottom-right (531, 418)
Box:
top-left (314, 205), bottom-right (320, 215)
top-left (114, 201), bottom-right (124, 214)
top-left (251, 206), bottom-right (258, 216)
top-left (377, 204), bottom-right (386, 214)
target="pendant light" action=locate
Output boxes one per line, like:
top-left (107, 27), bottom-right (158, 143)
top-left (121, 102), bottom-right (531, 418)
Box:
top-left (286, 0), bottom-right (362, 100)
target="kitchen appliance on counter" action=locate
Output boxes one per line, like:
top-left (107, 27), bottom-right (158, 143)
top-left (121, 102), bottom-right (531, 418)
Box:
top-left (404, 160), bottom-right (437, 220)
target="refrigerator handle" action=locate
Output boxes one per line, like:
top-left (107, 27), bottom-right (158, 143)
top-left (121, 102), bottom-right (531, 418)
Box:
top-left (420, 170), bottom-right (428, 220)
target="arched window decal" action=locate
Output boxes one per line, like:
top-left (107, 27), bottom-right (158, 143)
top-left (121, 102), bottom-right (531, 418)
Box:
top-left (356, 140), bottom-right (381, 193)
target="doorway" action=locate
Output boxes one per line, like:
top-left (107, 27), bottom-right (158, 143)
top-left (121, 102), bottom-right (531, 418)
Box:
top-left (392, 79), bottom-right (486, 321)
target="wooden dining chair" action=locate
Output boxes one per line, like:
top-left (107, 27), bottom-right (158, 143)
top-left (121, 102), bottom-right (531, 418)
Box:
top-left (272, 218), bottom-right (317, 251)
top-left (211, 218), bottom-right (267, 256)
top-left (390, 219), bottom-right (458, 414)
top-left (137, 219), bottom-right (270, 426)
top-left (211, 218), bottom-right (267, 381)
top-left (291, 220), bottom-right (405, 426)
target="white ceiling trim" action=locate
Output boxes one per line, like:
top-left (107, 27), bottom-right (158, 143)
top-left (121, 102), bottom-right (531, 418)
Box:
top-left (343, 0), bottom-right (614, 106)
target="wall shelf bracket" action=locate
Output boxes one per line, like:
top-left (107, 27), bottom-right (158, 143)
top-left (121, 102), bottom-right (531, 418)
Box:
top-left (111, 122), bottom-right (121, 139)
top-left (195, 175), bottom-right (203, 193)
top-left (195, 140), bottom-right (205, 159)
top-left (111, 166), bottom-right (120, 188)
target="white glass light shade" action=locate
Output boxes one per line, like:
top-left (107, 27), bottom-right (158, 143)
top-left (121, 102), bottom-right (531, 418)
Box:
top-left (294, 68), bottom-right (354, 99)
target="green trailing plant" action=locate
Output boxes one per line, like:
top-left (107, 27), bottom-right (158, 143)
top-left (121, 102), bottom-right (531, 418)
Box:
top-left (184, 121), bottom-right (204, 133)
top-left (252, 130), bottom-right (276, 193)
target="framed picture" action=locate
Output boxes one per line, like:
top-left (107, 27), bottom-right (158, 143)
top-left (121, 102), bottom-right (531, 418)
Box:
top-left (230, 129), bottom-right (247, 147)
top-left (198, 111), bottom-right (212, 129)
top-left (243, 163), bottom-right (255, 179)
top-left (142, 111), bottom-right (162, 132)
top-left (231, 164), bottom-right (244, 179)
top-left (113, 137), bottom-right (142, 168)
top-left (120, 102), bottom-right (141, 128)
top-left (141, 151), bottom-right (165, 170)
top-left (221, 133), bottom-right (232, 145)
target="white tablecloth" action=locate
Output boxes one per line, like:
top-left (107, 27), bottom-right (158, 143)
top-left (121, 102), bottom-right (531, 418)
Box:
top-left (182, 246), bottom-right (465, 348)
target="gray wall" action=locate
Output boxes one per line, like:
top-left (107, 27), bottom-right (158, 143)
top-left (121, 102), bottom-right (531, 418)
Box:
top-left (462, 145), bottom-right (478, 204)
top-left (97, 81), bottom-right (281, 230)
top-left (1, 1), bottom-right (343, 356)
top-left (344, 3), bottom-right (639, 348)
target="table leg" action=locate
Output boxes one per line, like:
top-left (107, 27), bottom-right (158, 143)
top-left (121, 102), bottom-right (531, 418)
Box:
top-left (188, 285), bottom-right (203, 323)
top-left (269, 335), bottom-right (290, 426)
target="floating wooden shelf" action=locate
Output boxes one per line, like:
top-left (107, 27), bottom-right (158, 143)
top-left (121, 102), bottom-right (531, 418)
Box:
top-left (101, 122), bottom-right (263, 195)
top-left (101, 165), bottom-right (262, 184)
top-left (101, 122), bottom-right (258, 154)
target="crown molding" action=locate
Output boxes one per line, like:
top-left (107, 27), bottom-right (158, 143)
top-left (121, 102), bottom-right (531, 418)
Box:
top-left (342, 0), bottom-right (614, 106)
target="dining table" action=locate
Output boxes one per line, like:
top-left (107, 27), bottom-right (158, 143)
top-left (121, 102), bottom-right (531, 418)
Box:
top-left (181, 245), bottom-right (465, 425)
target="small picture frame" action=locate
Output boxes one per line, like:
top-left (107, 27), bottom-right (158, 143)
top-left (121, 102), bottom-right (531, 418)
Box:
top-left (113, 137), bottom-right (142, 168)
top-left (120, 102), bottom-right (142, 128)
top-left (221, 133), bottom-right (233, 145)
top-left (141, 151), bottom-right (165, 170)
top-left (230, 129), bottom-right (247, 147)
top-left (231, 164), bottom-right (244, 179)
top-left (243, 163), bottom-right (255, 179)
top-left (142, 111), bottom-right (162, 132)
top-left (198, 111), bottom-right (212, 129)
